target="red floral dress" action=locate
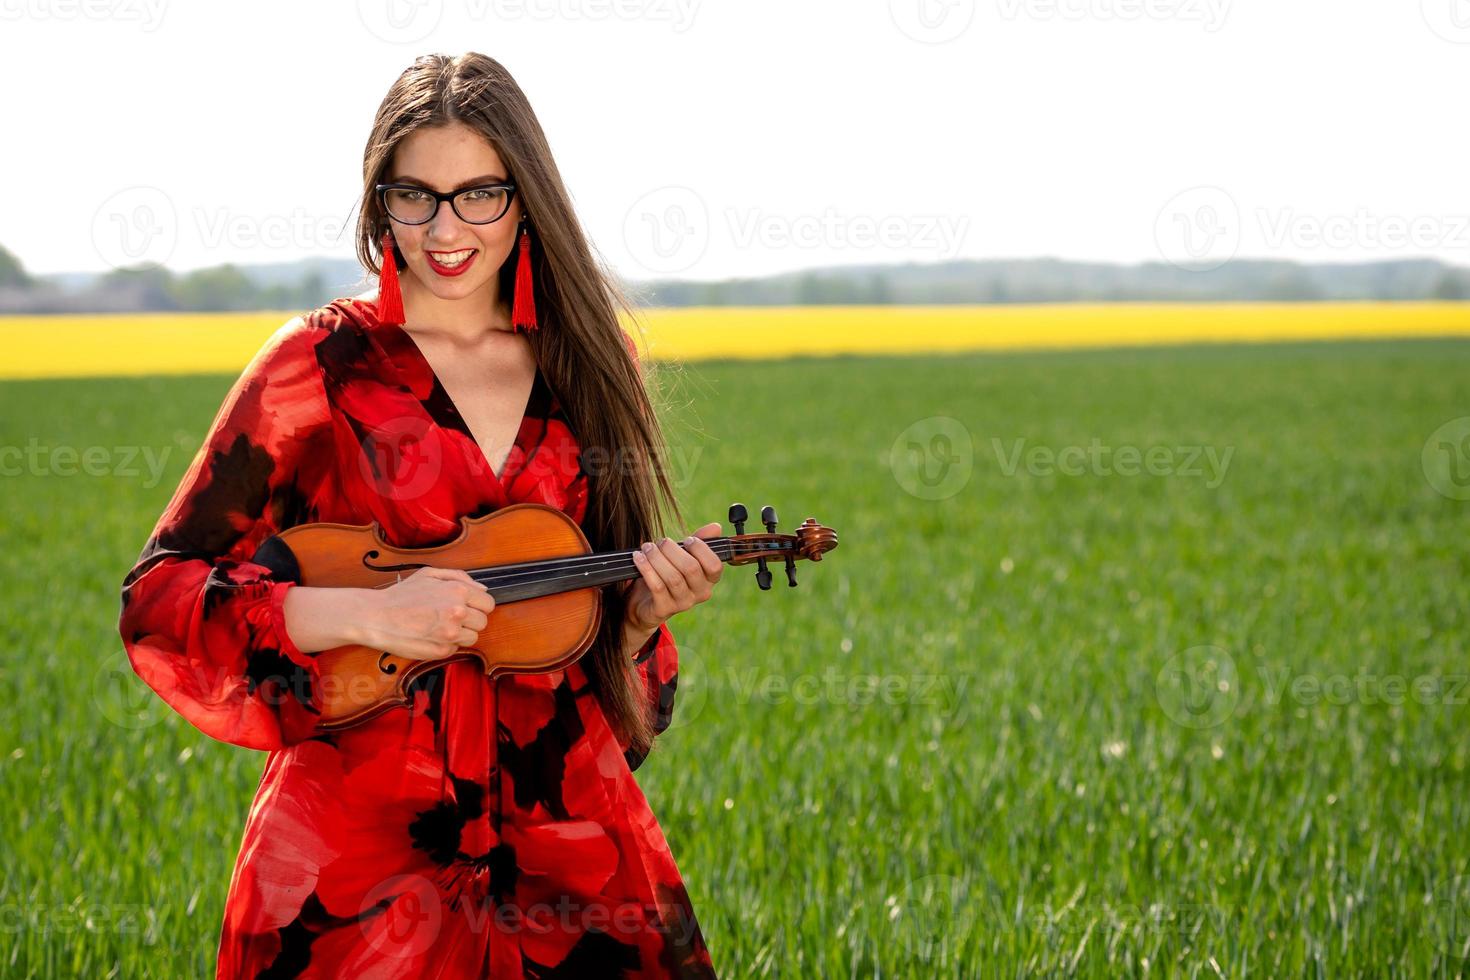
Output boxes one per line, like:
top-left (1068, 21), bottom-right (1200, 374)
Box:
top-left (117, 296), bottom-right (717, 978)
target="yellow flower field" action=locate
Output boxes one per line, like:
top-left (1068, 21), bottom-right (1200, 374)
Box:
top-left (3, 302), bottom-right (1469, 379)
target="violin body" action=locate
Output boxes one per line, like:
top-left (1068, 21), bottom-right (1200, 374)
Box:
top-left (266, 504), bottom-right (602, 732)
top-left (253, 501), bottom-right (838, 733)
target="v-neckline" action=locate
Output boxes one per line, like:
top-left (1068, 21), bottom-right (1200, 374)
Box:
top-left (372, 311), bottom-right (541, 491)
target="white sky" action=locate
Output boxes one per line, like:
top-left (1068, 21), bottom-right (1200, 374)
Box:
top-left (2, 0), bottom-right (1467, 281)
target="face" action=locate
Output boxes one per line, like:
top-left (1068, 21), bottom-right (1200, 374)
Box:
top-left (383, 121), bottom-right (524, 306)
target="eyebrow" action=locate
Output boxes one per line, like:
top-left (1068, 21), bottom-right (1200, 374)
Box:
top-left (389, 174), bottom-right (510, 191)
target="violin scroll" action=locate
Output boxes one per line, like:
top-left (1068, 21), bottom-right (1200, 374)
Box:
top-left (722, 501), bottom-right (838, 590)
top-left (795, 517), bottom-right (837, 562)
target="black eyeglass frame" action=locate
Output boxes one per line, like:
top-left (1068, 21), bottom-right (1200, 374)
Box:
top-left (375, 182), bottom-right (519, 226)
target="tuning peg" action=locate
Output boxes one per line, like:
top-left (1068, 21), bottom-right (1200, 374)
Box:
top-left (729, 502), bottom-right (747, 535)
top-left (754, 506), bottom-right (779, 589)
top-left (784, 553), bottom-right (798, 587)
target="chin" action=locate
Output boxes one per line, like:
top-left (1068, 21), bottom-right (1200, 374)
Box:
top-left (416, 267), bottom-right (496, 299)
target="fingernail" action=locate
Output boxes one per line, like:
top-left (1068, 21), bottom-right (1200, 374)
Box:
top-left (641, 542), bottom-right (653, 552)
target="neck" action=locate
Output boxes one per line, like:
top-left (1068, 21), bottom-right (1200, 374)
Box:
top-left (399, 274), bottom-right (514, 343)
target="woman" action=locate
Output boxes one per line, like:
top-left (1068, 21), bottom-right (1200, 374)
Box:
top-left (117, 52), bottom-right (722, 978)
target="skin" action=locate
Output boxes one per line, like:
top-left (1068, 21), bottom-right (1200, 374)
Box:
top-left (282, 121), bottom-right (722, 663)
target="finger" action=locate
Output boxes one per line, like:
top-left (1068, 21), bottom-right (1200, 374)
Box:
top-left (462, 606), bottom-right (489, 633)
top-left (440, 607), bottom-right (477, 650)
top-left (693, 521), bottom-right (722, 538)
top-left (630, 548), bottom-right (663, 594)
top-left (636, 540), bottom-right (688, 602)
top-left (441, 604), bottom-right (467, 634)
top-left (412, 638), bottom-right (461, 662)
top-left (649, 538), bottom-right (694, 597)
top-left (658, 535), bottom-right (703, 582)
top-left (450, 567), bottom-right (487, 589)
top-left (681, 534), bottom-right (724, 581)
top-left (464, 586), bottom-right (496, 614)
top-left (664, 535), bottom-right (720, 596)
top-left (419, 566), bottom-right (488, 591)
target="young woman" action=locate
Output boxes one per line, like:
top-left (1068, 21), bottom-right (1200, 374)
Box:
top-left (118, 52), bottom-right (722, 978)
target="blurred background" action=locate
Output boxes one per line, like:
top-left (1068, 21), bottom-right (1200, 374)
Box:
top-left (2, 2), bottom-right (1468, 976)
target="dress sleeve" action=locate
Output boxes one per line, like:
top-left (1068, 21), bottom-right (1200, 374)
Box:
top-left (625, 622), bottom-right (680, 772)
top-left (117, 317), bottom-right (332, 752)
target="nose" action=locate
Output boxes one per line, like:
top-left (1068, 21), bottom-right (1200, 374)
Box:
top-left (425, 199), bottom-right (471, 242)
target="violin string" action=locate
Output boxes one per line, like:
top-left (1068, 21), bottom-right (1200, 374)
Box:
top-left (470, 535), bottom-right (814, 592)
top-left (477, 541), bottom-right (736, 577)
top-left (479, 546), bottom-right (773, 596)
top-left (467, 539), bottom-right (761, 588)
top-left (359, 537), bottom-right (809, 594)
top-left (367, 543), bottom-right (740, 591)
top-left (367, 550), bottom-right (705, 592)
top-left (468, 555), bottom-right (634, 589)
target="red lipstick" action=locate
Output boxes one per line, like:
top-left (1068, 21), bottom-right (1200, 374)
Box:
top-left (425, 249), bottom-right (478, 278)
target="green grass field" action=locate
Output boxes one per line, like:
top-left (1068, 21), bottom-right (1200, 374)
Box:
top-left (3, 339), bottom-right (1469, 977)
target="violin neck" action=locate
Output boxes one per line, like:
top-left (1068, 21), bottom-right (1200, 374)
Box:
top-left (467, 538), bottom-right (739, 604)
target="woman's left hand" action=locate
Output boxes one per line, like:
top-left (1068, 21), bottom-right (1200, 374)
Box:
top-left (626, 522), bottom-right (724, 635)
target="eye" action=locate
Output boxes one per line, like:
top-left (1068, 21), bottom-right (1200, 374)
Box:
top-left (462, 188), bottom-right (503, 202)
top-left (402, 189), bottom-right (429, 201)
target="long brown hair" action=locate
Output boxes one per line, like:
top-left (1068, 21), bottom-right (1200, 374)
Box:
top-left (354, 52), bottom-right (686, 758)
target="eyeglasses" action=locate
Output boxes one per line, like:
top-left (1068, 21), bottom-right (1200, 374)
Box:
top-left (376, 182), bottom-right (518, 225)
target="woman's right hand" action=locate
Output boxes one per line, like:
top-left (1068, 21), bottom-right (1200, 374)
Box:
top-left (360, 566), bottom-right (496, 662)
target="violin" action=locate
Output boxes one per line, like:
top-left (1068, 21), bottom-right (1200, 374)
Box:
top-left (251, 502), bottom-right (838, 732)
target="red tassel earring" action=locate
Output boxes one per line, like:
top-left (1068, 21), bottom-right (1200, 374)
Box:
top-left (511, 219), bottom-right (538, 333)
top-left (377, 229), bottom-right (405, 325)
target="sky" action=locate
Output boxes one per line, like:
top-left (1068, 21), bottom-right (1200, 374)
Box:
top-left (2, 0), bottom-right (1467, 282)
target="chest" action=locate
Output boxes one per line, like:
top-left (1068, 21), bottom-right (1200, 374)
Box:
top-left (411, 337), bottom-right (538, 479)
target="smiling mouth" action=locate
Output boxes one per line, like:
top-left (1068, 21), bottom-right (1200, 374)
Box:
top-left (425, 248), bottom-right (478, 269)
